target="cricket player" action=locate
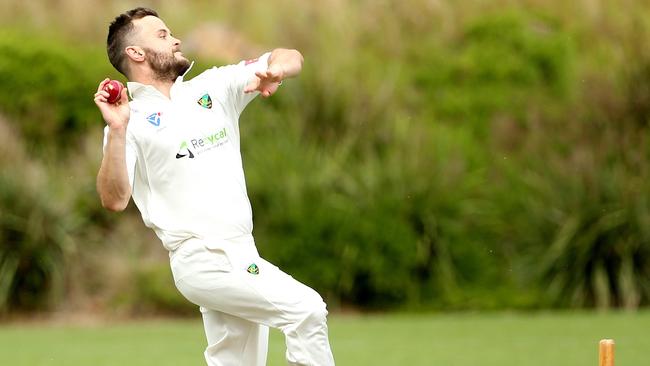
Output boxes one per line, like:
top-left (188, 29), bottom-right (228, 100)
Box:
top-left (93, 7), bottom-right (335, 366)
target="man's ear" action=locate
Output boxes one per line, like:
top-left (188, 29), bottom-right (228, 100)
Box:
top-left (125, 46), bottom-right (145, 62)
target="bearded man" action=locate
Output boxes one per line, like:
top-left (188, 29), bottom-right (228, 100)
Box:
top-left (93, 7), bottom-right (335, 366)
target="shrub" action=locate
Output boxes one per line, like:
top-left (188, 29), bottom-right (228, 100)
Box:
top-left (0, 30), bottom-right (117, 156)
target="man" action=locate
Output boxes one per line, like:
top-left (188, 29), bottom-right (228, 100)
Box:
top-left (93, 7), bottom-right (335, 366)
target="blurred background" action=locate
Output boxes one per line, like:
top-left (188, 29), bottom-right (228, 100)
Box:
top-left (1, 0), bottom-right (650, 320)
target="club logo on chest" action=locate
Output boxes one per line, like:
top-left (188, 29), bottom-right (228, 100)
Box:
top-left (197, 93), bottom-right (213, 109)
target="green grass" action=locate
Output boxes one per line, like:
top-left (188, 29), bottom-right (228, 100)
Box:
top-left (0, 311), bottom-right (648, 365)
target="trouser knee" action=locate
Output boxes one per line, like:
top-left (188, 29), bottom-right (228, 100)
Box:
top-left (306, 300), bottom-right (328, 323)
top-left (294, 297), bottom-right (329, 330)
top-left (282, 295), bottom-right (335, 366)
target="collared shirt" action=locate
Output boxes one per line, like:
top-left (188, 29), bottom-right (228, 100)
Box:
top-left (102, 53), bottom-right (272, 251)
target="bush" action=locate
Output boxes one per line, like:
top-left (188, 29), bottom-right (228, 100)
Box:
top-left (412, 12), bottom-right (573, 135)
top-left (0, 30), bottom-right (117, 156)
top-left (0, 159), bottom-right (72, 313)
top-left (133, 263), bottom-right (196, 315)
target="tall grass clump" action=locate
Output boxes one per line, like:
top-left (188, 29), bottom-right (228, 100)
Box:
top-left (0, 117), bottom-right (75, 313)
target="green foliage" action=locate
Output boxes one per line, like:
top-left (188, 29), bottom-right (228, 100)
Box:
top-left (0, 167), bottom-right (72, 312)
top-left (0, 30), bottom-right (116, 156)
top-left (1, 2), bottom-right (650, 314)
top-left (504, 120), bottom-right (650, 308)
top-left (133, 264), bottom-right (196, 315)
top-left (413, 12), bottom-right (573, 134)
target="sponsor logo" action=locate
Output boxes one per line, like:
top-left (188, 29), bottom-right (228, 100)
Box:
top-left (174, 128), bottom-right (229, 159)
top-left (197, 93), bottom-right (213, 109)
top-left (246, 263), bottom-right (259, 275)
top-left (147, 112), bottom-right (162, 126)
top-left (175, 141), bottom-right (194, 159)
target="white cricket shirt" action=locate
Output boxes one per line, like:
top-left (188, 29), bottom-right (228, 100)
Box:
top-left (103, 53), bottom-right (271, 251)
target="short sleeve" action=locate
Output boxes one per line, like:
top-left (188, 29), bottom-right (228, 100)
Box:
top-left (190, 52), bottom-right (273, 120)
top-left (102, 125), bottom-right (137, 189)
top-left (232, 52), bottom-right (272, 110)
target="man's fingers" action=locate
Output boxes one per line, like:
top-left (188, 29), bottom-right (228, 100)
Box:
top-left (96, 78), bottom-right (110, 93)
top-left (255, 70), bottom-right (282, 82)
top-left (267, 68), bottom-right (282, 80)
top-left (96, 91), bottom-right (110, 100)
top-left (244, 77), bottom-right (260, 93)
top-left (259, 82), bottom-right (281, 98)
top-left (243, 72), bottom-right (282, 96)
top-left (94, 91), bottom-right (108, 103)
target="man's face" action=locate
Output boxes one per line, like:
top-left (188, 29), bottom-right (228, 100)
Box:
top-left (131, 15), bottom-right (190, 81)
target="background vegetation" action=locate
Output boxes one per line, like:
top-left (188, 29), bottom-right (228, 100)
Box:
top-left (0, 0), bottom-right (649, 315)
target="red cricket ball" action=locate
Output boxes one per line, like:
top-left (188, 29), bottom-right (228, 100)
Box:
top-left (103, 80), bottom-right (124, 104)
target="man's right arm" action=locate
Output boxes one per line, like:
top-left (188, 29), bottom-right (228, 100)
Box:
top-left (97, 126), bottom-right (132, 211)
top-left (94, 78), bottom-right (133, 212)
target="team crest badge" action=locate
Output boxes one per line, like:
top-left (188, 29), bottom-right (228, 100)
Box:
top-left (197, 93), bottom-right (213, 109)
top-left (246, 263), bottom-right (259, 275)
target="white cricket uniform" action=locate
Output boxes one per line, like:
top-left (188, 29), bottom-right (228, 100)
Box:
top-left (102, 53), bottom-right (335, 366)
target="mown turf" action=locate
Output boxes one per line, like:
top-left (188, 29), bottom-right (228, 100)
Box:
top-left (0, 311), bottom-right (648, 365)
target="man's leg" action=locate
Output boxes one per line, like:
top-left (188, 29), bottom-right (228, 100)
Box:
top-left (252, 258), bottom-right (335, 366)
top-left (173, 238), bottom-right (335, 366)
top-left (200, 307), bottom-right (269, 366)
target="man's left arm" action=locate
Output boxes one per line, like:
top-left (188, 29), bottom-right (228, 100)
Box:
top-left (244, 48), bottom-right (304, 98)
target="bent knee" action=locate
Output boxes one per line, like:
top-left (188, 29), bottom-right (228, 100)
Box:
top-left (309, 300), bottom-right (328, 319)
top-left (299, 296), bottom-right (329, 326)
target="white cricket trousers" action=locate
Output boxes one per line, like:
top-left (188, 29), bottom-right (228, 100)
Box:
top-left (169, 234), bottom-right (335, 366)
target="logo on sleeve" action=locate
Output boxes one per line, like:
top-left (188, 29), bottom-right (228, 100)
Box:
top-left (197, 93), bottom-right (213, 109)
top-left (146, 112), bottom-right (162, 126)
top-left (244, 58), bottom-right (259, 65)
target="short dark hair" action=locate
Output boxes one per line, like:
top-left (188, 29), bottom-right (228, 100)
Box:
top-left (107, 7), bottom-right (158, 76)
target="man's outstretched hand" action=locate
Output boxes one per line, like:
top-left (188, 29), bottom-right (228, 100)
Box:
top-left (244, 64), bottom-right (284, 98)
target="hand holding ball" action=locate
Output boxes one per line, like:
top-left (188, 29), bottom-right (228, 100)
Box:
top-left (102, 80), bottom-right (124, 104)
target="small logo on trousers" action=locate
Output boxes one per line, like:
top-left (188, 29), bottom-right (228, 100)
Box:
top-left (247, 263), bottom-right (259, 275)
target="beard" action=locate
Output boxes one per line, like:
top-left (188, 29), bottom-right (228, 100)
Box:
top-left (144, 47), bottom-right (191, 82)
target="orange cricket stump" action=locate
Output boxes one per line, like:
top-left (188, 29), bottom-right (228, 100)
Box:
top-left (599, 339), bottom-right (615, 366)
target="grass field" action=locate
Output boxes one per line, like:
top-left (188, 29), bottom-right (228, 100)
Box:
top-left (1, 311), bottom-right (648, 365)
